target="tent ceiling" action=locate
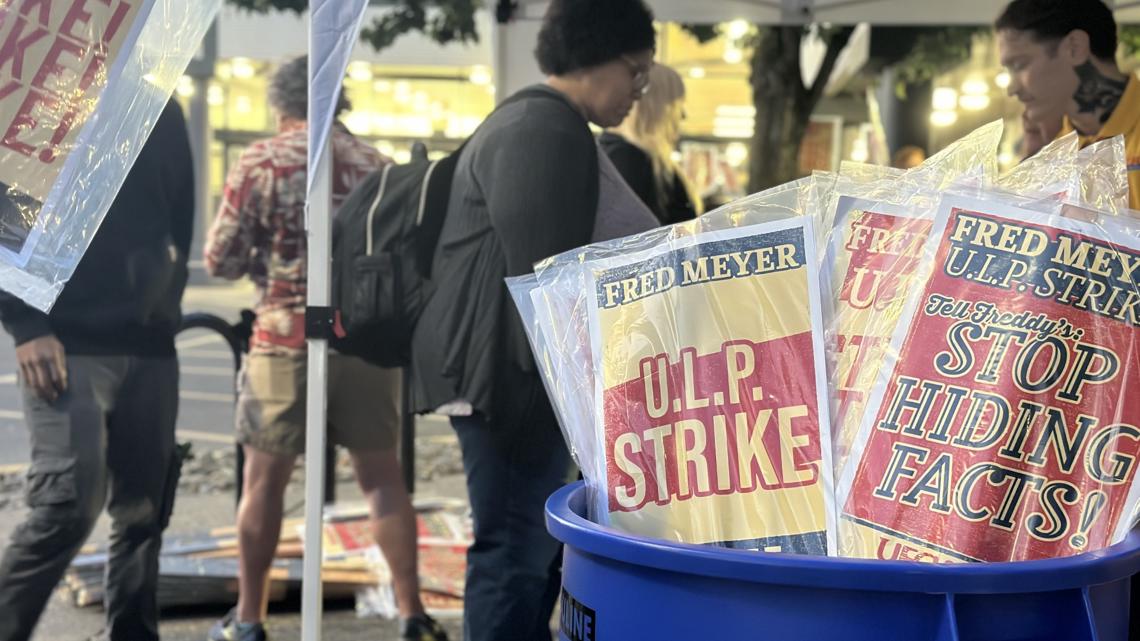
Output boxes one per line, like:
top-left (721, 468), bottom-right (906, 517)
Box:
top-left (628, 0), bottom-right (1140, 25)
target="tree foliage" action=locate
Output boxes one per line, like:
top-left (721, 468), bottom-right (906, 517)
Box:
top-left (227, 0), bottom-right (991, 188)
top-left (224, 0), bottom-right (481, 51)
top-left (1121, 25), bottom-right (1140, 58)
top-left (890, 27), bottom-right (984, 95)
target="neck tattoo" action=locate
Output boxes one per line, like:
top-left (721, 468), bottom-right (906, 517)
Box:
top-left (1073, 61), bottom-right (1127, 129)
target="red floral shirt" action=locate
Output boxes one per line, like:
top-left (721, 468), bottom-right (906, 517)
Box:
top-left (204, 126), bottom-right (388, 354)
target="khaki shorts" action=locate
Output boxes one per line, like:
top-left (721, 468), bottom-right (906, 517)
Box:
top-left (236, 352), bottom-right (401, 457)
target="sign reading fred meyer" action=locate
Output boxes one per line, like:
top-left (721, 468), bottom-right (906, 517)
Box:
top-left (586, 219), bottom-right (836, 553)
top-left (840, 195), bottom-right (1140, 562)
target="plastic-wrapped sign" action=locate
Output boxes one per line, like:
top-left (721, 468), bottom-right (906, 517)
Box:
top-left (0, 0), bottom-right (219, 310)
top-left (839, 194), bottom-right (1140, 562)
top-left (827, 196), bottom-right (934, 472)
top-left (586, 218), bottom-right (836, 553)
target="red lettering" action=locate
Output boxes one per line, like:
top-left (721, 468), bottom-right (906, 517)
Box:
top-left (0, 15), bottom-right (50, 81)
top-left (101, 1), bottom-right (132, 45)
top-left (60, 0), bottom-right (96, 43)
top-left (31, 36), bottom-right (83, 93)
top-left (2, 88), bottom-right (55, 157)
top-left (876, 537), bottom-right (902, 560)
top-left (0, 80), bottom-right (21, 102)
top-left (17, 0), bottom-right (52, 28)
top-left (38, 108), bottom-right (75, 163)
top-left (876, 537), bottom-right (942, 563)
top-left (78, 52), bottom-right (104, 92)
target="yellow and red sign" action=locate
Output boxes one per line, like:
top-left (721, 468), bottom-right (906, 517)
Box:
top-left (586, 219), bottom-right (836, 553)
top-left (839, 195), bottom-right (1140, 562)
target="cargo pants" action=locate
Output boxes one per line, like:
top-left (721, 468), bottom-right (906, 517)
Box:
top-left (0, 355), bottom-right (179, 641)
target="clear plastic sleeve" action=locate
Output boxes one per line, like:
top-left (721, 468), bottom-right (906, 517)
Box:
top-left (822, 122), bottom-right (1010, 472)
top-left (513, 185), bottom-right (837, 553)
top-left (0, 0), bottom-right (220, 311)
top-left (836, 192), bottom-right (1140, 562)
top-left (821, 127), bottom-right (1134, 477)
top-left (511, 120), bottom-right (1140, 564)
top-left (1076, 136), bottom-right (1129, 215)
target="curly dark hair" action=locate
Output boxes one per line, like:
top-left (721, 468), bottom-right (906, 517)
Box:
top-left (268, 55), bottom-right (352, 120)
top-left (534, 0), bottom-right (656, 76)
top-left (996, 0), bottom-right (1117, 60)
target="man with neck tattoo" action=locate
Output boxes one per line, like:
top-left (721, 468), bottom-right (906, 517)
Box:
top-left (997, 0), bottom-right (1140, 208)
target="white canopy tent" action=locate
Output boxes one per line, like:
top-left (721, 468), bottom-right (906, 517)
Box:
top-left (300, 1), bottom-right (1140, 639)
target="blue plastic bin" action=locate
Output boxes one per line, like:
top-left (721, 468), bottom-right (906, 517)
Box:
top-left (546, 482), bottom-right (1140, 641)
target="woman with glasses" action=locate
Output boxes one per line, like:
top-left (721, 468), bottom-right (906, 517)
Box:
top-left (602, 63), bottom-right (706, 225)
top-left (409, 1), bottom-right (658, 640)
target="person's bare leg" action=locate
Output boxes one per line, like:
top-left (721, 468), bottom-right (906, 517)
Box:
top-left (236, 445), bottom-right (297, 623)
top-left (350, 448), bottom-right (425, 618)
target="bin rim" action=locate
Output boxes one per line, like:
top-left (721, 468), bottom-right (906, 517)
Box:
top-left (546, 481), bottom-right (1140, 595)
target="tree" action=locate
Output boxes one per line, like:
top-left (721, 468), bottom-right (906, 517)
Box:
top-left (695, 25), bottom-right (856, 192)
top-left (224, 0), bottom-right (480, 51)
top-left (226, 0), bottom-right (981, 190)
top-left (682, 24), bottom-right (981, 190)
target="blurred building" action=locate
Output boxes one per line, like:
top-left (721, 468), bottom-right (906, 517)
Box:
top-left (183, 10), bottom-right (879, 271)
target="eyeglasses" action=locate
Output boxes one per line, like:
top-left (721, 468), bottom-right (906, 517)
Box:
top-left (621, 55), bottom-right (654, 95)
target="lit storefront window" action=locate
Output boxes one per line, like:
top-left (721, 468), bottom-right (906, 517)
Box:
top-left (176, 58), bottom-right (496, 212)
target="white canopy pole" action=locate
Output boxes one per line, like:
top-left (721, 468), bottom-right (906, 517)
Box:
top-left (303, 2), bottom-right (370, 640)
top-left (300, 128), bottom-right (331, 641)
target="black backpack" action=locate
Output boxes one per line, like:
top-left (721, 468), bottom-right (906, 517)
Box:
top-left (331, 87), bottom-right (554, 367)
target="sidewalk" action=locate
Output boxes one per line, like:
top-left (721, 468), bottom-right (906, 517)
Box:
top-left (3, 472), bottom-right (469, 641)
top-left (0, 281), bottom-right (471, 640)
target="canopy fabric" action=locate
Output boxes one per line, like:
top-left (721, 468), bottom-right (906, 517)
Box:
top-left (510, 0), bottom-right (1140, 25)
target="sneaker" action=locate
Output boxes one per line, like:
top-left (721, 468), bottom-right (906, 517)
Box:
top-left (400, 614), bottom-right (449, 641)
top-left (207, 608), bottom-right (268, 641)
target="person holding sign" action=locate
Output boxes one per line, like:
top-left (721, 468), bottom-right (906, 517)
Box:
top-left (997, 0), bottom-right (1140, 207)
top-left (0, 101), bottom-right (194, 641)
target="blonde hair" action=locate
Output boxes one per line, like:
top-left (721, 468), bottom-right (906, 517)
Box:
top-left (615, 64), bottom-right (703, 215)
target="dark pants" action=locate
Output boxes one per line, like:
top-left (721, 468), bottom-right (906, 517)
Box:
top-left (0, 355), bottom-right (179, 641)
top-left (452, 397), bottom-right (573, 641)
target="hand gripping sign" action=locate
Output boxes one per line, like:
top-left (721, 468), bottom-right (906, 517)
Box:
top-left (838, 194), bottom-right (1140, 562)
top-left (584, 218), bottom-right (836, 553)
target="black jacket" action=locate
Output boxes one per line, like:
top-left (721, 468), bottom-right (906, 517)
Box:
top-left (411, 85), bottom-right (600, 423)
top-left (0, 100), bottom-right (195, 357)
top-left (599, 132), bottom-right (698, 226)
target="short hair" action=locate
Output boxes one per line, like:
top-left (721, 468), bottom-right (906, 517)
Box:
top-left (996, 0), bottom-right (1118, 60)
top-left (891, 145), bottom-right (926, 169)
top-left (268, 55), bottom-right (352, 120)
top-left (535, 0), bottom-right (656, 76)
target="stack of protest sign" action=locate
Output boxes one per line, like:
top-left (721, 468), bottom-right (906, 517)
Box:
top-left (65, 500), bottom-right (471, 615)
top-left (511, 119), bottom-right (1140, 564)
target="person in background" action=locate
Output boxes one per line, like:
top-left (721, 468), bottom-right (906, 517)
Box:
top-left (891, 144), bottom-right (926, 169)
top-left (601, 63), bottom-right (704, 225)
top-left (410, 1), bottom-right (659, 639)
top-left (0, 101), bottom-right (194, 641)
top-left (997, 0), bottom-right (1140, 207)
top-left (203, 56), bottom-right (446, 641)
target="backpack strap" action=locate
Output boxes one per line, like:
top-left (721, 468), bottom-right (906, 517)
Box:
top-left (416, 159), bottom-right (442, 227)
top-left (365, 163), bottom-right (394, 256)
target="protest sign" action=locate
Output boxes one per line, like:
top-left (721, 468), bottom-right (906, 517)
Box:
top-left (0, 0), bottom-right (153, 259)
top-left (586, 219), bottom-right (836, 553)
top-left (839, 194), bottom-right (1140, 562)
top-left (827, 196), bottom-right (934, 470)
